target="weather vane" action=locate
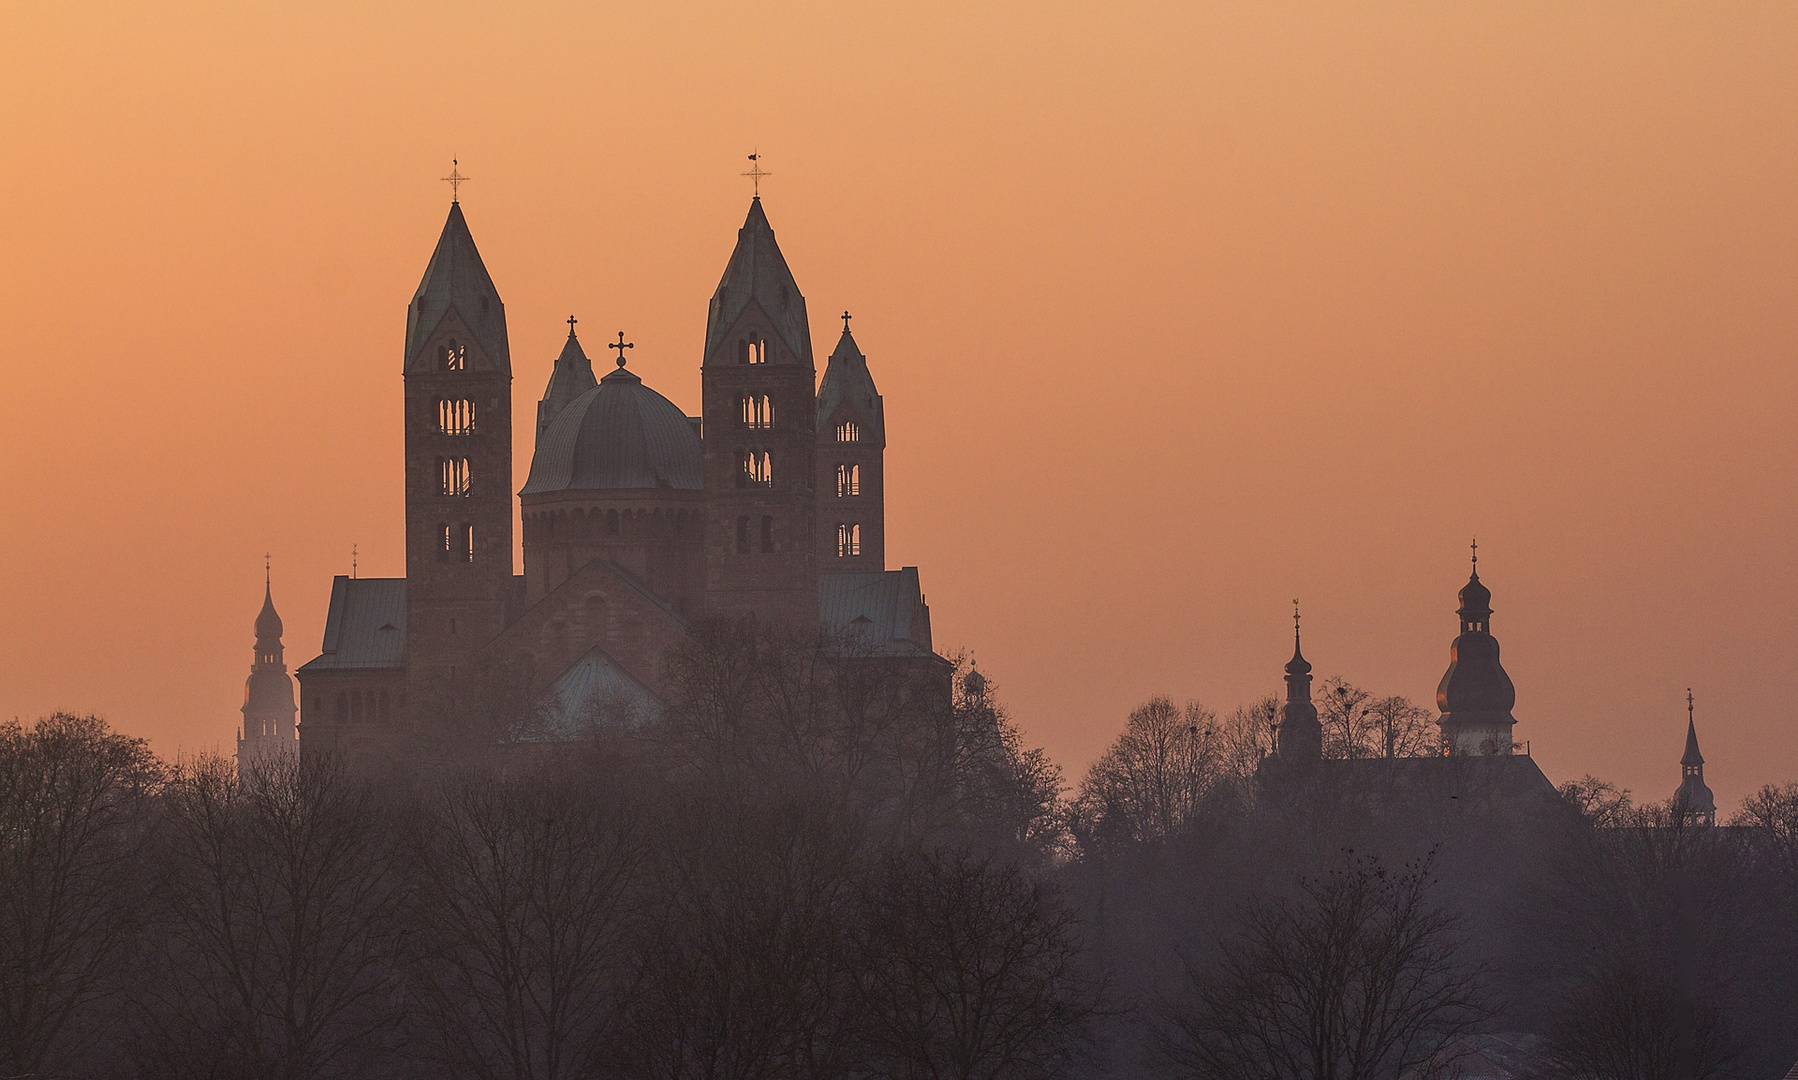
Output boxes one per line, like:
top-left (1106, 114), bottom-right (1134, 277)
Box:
top-left (609, 331), bottom-right (633, 368)
top-left (442, 159), bottom-right (468, 202)
top-left (742, 152), bottom-right (771, 198)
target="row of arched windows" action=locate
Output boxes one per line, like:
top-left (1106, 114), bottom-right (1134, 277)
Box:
top-left (736, 450), bottom-right (772, 486)
top-left (836, 421), bottom-right (860, 442)
top-left (437, 457), bottom-right (470, 497)
top-left (835, 463), bottom-right (860, 497)
top-left (836, 523), bottom-right (862, 557)
top-left (739, 394), bottom-right (774, 429)
top-left (736, 515), bottom-right (775, 554)
top-left (320, 688), bottom-right (393, 725)
top-left (437, 398), bottom-right (476, 434)
top-left (523, 505), bottom-right (698, 543)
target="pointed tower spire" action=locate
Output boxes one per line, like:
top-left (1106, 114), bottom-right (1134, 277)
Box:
top-left (240, 566), bottom-right (297, 767)
top-left (1276, 601), bottom-right (1322, 760)
top-left (536, 319), bottom-right (599, 439)
top-left (1675, 689), bottom-right (1717, 826)
top-left (817, 315), bottom-right (887, 569)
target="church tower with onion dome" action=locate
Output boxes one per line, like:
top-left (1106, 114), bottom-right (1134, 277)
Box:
top-left (816, 317), bottom-right (885, 568)
top-left (1436, 547), bottom-right (1519, 755)
top-left (699, 196), bottom-right (820, 628)
top-left (1276, 605), bottom-right (1323, 761)
top-left (239, 565), bottom-right (297, 764)
top-left (1674, 690), bottom-right (1717, 827)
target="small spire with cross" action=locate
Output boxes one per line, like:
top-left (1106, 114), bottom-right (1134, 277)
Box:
top-left (1471, 537), bottom-right (1479, 569)
top-left (1688, 687), bottom-right (1695, 721)
top-left (351, 544), bottom-right (358, 580)
top-left (265, 552), bottom-right (271, 587)
top-left (842, 310), bottom-right (852, 333)
top-left (608, 331), bottom-right (634, 369)
top-left (742, 152), bottom-right (771, 198)
top-left (442, 159), bottom-right (469, 203)
top-left (1293, 599), bottom-right (1301, 634)
top-left (567, 314), bottom-right (578, 336)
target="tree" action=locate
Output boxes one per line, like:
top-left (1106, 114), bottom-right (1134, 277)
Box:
top-left (140, 753), bottom-right (406, 1080)
top-left (0, 712), bottom-right (161, 1078)
top-left (1162, 852), bottom-right (1488, 1080)
top-left (1558, 775), bottom-right (1638, 828)
top-left (1365, 696), bottom-right (1436, 760)
top-left (1540, 964), bottom-right (1733, 1080)
top-left (1073, 697), bottom-right (1219, 849)
top-left (1318, 679), bottom-right (1376, 760)
top-left (854, 847), bottom-right (1097, 1080)
top-left (408, 766), bottom-right (645, 1080)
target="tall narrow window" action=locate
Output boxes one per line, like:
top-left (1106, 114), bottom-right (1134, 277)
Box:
top-left (836, 463), bottom-right (860, 497)
top-left (460, 523), bottom-right (475, 562)
top-left (836, 421), bottom-right (860, 443)
top-left (438, 457), bottom-right (470, 497)
top-left (439, 339), bottom-right (466, 371)
top-left (735, 516), bottom-right (750, 554)
top-left (439, 523), bottom-right (452, 561)
top-left (438, 398), bottom-right (476, 434)
top-left (837, 523), bottom-right (861, 557)
top-left (760, 515), bottom-right (774, 553)
top-left (747, 338), bottom-right (765, 364)
top-left (740, 394), bottom-right (773, 429)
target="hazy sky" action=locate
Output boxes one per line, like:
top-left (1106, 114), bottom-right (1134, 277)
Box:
top-left (2, 3), bottom-right (1794, 810)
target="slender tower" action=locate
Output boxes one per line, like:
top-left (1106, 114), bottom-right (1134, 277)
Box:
top-left (1674, 690), bottom-right (1717, 827)
top-left (239, 563), bottom-right (297, 764)
top-left (700, 194), bottom-right (819, 628)
top-left (403, 186), bottom-right (515, 726)
top-left (816, 315), bottom-right (886, 568)
top-left (1436, 544), bottom-right (1518, 755)
top-left (1276, 603), bottom-right (1322, 760)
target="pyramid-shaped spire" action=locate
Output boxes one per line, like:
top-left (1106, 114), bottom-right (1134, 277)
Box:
top-left (537, 325), bottom-right (599, 439)
top-left (1682, 692), bottom-right (1705, 767)
top-left (704, 199), bottom-right (811, 367)
top-left (816, 323), bottom-right (885, 441)
top-left (406, 202), bottom-right (510, 374)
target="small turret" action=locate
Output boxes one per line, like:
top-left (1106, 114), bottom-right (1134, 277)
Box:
top-left (1276, 603), bottom-right (1322, 760)
top-left (537, 320), bottom-right (598, 440)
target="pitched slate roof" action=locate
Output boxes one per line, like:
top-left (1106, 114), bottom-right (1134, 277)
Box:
top-left (537, 328), bottom-right (598, 439)
top-left (520, 366), bottom-right (704, 495)
top-left (405, 202), bottom-right (510, 373)
top-left (815, 327), bottom-right (885, 443)
top-left (520, 645), bottom-right (663, 741)
top-left (295, 577), bottom-right (407, 672)
top-left (818, 568), bottom-right (934, 657)
top-left (703, 198), bottom-right (811, 367)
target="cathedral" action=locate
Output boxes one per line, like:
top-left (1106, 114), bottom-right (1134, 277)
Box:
top-left (240, 187), bottom-right (939, 761)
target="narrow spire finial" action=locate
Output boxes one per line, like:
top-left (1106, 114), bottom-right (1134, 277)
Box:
top-left (442, 159), bottom-right (468, 203)
top-left (351, 544), bottom-right (358, 580)
top-left (842, 310), bottom-right (852, 333)
top-left (742, 151), bottom-right (771, 198)
top-left (567, 314), bottom-right (578, 335)
top-left (1471, 537), bottom-right (1478, 570)
top-left (265, 553), bottom-right (271, 588)
top-left (1293, 599), bottom-right (1302, 644)
top-left (1688, 687), bottom-right (1695, 721)
top-left (608, 331), bottom-right (634, 369)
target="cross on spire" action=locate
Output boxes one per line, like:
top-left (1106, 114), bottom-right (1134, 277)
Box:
top-left (1688, 687), bottom-right (1695, 720)
top-left (1471, 537), bottom-right (1478, 568)
top-left (1293, 599), bottom-right (1301, 635)
top-left (567, 314), bottom-right (578, 335)
top-left (842, 310), bottom-right (852, 333)
top-left (442, 159), bottom-right (469, 203)
top-left (742, 152), bottom-right (771, 198)
top-left (608, 331), bottom-right (633, 368)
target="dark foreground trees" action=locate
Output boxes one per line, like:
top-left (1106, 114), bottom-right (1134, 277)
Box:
top-left (1160, 852), bottom-right (1487, 1080)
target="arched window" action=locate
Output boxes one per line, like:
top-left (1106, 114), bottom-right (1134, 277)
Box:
top-left (761, 516), bottom-right (774, 553)
top-left (439, 339), bottom-right (466, 371)
top-left (740, 394), bottom-right (773, 429)
top-left (439, 458), bottom-right (470, 497)
top-left (836, 421), bottom-right (860, 443)
top-left (438, 398), bottom-right (476, 435)
top-left (738, 450), bottom-right (771, 486)
top-left (741, 337), bottom-right (765, 364)
top-left (837, 523), bottom-right (861, 557)
top-left (836, 463), bottom-right (860, 497)
top-left (735, 516), bottom-right (751, 554)
top-left (460, 523), bottom-right (475, 562)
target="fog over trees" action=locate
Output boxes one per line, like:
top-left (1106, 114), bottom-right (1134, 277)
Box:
top-left (3, 636), bottom-right (1797, 1079)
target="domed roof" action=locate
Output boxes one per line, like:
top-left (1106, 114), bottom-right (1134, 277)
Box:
top-left (521, 366), bottom-right (702, 495)
top-left (1457, 570), bottom-right (1492, 619)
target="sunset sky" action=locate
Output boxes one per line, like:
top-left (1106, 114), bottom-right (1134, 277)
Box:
top-left (2, 3), bottom-right (1794, 810)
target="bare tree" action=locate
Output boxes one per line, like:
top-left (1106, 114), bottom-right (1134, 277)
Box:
top-left (1073, 697), bottom-right (1220, 849)
top-left (1365, 696), bottom-right (1436, 759)
top-left (407, 767), bottom-right (645, 1080)
top-left (853, 847), bottom-right (1097, 1080)
top-left (1215, 695), bottom-right (1279, 793)
top-left (1318, 679), bottom-right (1375, 760)
top-left (1558, 775), bottom-right (1638, 829)
top-left (0, 712), bottom-right (161, 1078)
top-left (141, 753), bottom-right (406, 1080)
top-left (1540, 964), bottom-right (1733, 1080)
top-left (1162, 851), bottom-right (1488, 1080)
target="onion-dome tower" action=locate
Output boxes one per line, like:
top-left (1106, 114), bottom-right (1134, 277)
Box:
top-left (239, 563), bottom-right (297, 765)
top-left (1277, 603), bottom-right (1322, 760)
top-left (1674, 690), bottom-right (1717, 827)
top-left (1435, 544), bottom-right (1518, 755)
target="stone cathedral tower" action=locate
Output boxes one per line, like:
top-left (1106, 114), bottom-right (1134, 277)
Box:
top-left (816, 320), bottom-right (885, 568)
top-left (239, 569), bottom-right (297, 764)
top-left (402, 199), bottom-right (515, 724)
top-left (700, 197), bottom-right (819, 628)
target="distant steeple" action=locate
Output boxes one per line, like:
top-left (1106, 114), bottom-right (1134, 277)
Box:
top-left (1675, 689), bottom-right (1717, 827)
top-left (537, 320), bottom-right (599, 439)
top-left (239, 565), bottom-right (297, 766)
top-left (1276, 602), bottom-right (1322, 760)
top-left (1436, 546), bottom-right (1518, 755)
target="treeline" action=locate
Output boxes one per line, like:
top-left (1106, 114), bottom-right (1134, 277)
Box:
top-left (7, 632), bottom-right (1798, 1079)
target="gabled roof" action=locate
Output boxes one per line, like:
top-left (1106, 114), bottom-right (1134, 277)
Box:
top-left (819, 568), bottom-right (934, 657)
top-left (296, 577), bottom-right (407, 672)
top-left (517, 645), bottom-right (663, 742)
top-left (815, 327), bottom-right (885, 442)
top-left (537, 328), bottom-right (599, 439)
top-left (704, 199), bottom-right (811, 367)
top-left (405, 202), bottom-right (510, 374)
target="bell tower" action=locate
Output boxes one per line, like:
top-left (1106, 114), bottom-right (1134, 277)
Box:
top-left (402, 196), bottom-right (514, 727)
top-left (700, 196), bottom-right (819, 629)
top-left (238, 565), bottom-right (297, 765)
top-left (1435, 545), bottom-right (1518, 755)
top-left (816, 315), bottom-right (885, 569)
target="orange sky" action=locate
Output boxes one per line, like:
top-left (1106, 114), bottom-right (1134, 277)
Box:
top-left (2, 3), bottom-right (1795, 811)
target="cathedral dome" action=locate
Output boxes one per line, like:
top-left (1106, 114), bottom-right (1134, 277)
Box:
top-left (521, 366), bottom-right (702, 494)
top-left (1457, 570), bottom-right (1492, 620)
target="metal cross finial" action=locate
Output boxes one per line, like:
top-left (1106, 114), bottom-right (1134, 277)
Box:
top-left (567, 314), bottom-right (578, 335)
top-left (1293, 600), bottom-right (1301, 632)
top-left (265, 553), bottom-right (271, 586)
top-left (608, 331), bottom-right (633, 368)
top-left (1688, 688), bottom-right (1695, 719)
top-left (351, 544), bottom-right (358, 580)
top-left (1471, 537), bottom-right (1478, 567)
top-left (442, 159), bottom-right (469, 203)
top-left (742, 152), bottom-right (771, 198)
top-left (842, 310), bottom-right (852, 333)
